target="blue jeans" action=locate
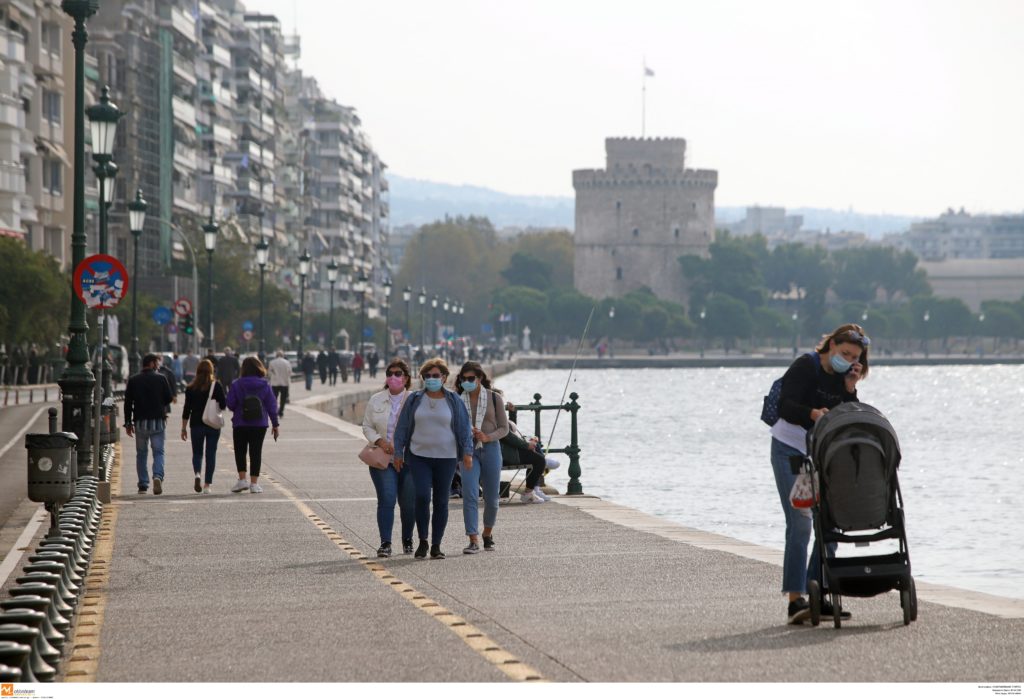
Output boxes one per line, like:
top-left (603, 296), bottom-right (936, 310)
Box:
top-left (459, 441), bottom-right (501, 536)
top-left (304, 371), bottom-right (314, 390)
top-left (408, 452), bottom-right (458, 546)
top-left (190, 423), bottom-right (221, 485)
top-left (771, 438), bottom-right (832, 594)
top-left (369, 465), bottom-right (415, 544)
top-left (135, 419), bottom-right (166, 489)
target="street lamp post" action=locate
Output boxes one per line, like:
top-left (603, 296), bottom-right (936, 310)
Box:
top-left (383, 278), bottom-right (393, 359)
top-left (127, 190), bottom-right (147, 377)
top-left (923, 310), bottom-right (930, 358)
top-left (978, 313), bottom-right (985, 356)
top-left (203, 212), bottom-right (218, 351)
top-left (430, 294), bottom-right (438, 352)
top-left (608, 306), bottom-right (615, 358)
top-left (255, 237), bottom-right (269, 358)
top-left (417, 287), bottom-right (427, 350)
top-left (699, 308), bottom-right (706, 359)
top-left (353, 272), bottom-right (368, 355)
top-left (792, 311), bottom-right (800, 357)
top-left (402, 285), bottom-right (412, 346)
top-left (297, 249), bottom-right (311, 359)
top-left (442, 297), bottom-right (450, 357)
top-left (326, 258), bottom-right (339, 351)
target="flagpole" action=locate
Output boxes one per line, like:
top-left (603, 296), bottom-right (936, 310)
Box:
top-left (642, 59), bottom-right (647, 137)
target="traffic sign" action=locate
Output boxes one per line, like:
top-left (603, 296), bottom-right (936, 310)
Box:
top-left (242, 320), bottom-right (254, 332)
top-left (242, 330), bottom-right (253, 341)
top-left (152, 306), bottom-right (173, 325)
top-left (167, 323), bottom-right (177, 335)
top-left (73, 254), bottom-right (129, 310)
top-left (174, 297), bottom-right (193, 316)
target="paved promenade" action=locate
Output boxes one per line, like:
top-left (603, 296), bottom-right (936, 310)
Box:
top-left (3, 373), bottom-right (1023, 682)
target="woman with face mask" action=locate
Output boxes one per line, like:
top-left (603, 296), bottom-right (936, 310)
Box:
top-left (392, 358), bottom-right (474, 560)
top-left (770, 323), bottom-right (870, 626)
top-left (454, 361), bottom-right (509, 554)
top-left (361, 358), bottom-right (416, 558)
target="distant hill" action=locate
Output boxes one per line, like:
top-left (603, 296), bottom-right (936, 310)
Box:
top-left (388, 174), bottom-right (921, 237)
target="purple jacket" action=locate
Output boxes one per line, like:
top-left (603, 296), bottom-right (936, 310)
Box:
top-left (226, 375), bottom-right (279, 429)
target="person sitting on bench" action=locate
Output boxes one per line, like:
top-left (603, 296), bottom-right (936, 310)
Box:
top-left (500, 403), bottom-right (552, 504)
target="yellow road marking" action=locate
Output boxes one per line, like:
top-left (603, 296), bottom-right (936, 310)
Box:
top-left (64, 443), bottom-right (122, 681)
top-left (263, 473), bottom-right (547, 682)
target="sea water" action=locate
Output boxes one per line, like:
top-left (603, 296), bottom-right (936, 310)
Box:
top-left (498, 365), bottom-right (1024, 601)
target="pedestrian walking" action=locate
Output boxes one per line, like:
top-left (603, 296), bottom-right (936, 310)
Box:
top-left (124, 353), bottom-right (174, 494)
top-left (317, 349), bottom-right (328, 384)
top-left (157, 355), bottom-right (178, 413)
top-left (180, 359), bottom-right (226, 494)
top-left (392, 358), bottom-right (473, 560)
top-left (182, 350), bottom-right (200, 384)
top-left (171, 353), bottom-right (184, 385)
top-left (217, 347), bottom-right (241, 391)
top-left (328, 348), bottom-right (339, 385)
top-left (339, 351), bottom-right (349, 383)
top-left (769, 323), bottom-right (869, 625)
top-left (454, 361), bottom-right (509, 554)
top-left (301, 351), bottom-right (315, 390)
top-left (362, 358), bottom-right (416, 557)
top-left (225, 356), bottom-right (279, 494)
top-left (368, 350), bottom-right (380, 379)
top-left (268, 350), bottom-right (291, 419)
top-left (352, 351), bottom-right (364, 384)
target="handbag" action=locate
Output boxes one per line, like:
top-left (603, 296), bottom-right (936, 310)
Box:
top-left (358, 444), bottom-right (391, 470)
top-left (201, 381), bottom-right (225, 429)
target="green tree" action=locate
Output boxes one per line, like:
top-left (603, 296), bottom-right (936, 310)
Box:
top-left (681, 232), bottom-right (767, 311)
top-left (705, 293), bottom-right (752, 351)
top-left (508, 229), bottom-right (574, 289)
top-left (0, 238), bottom-right (69, 346)
top-left (501, 251), bottom-right (552, 290)
top-left (491, 285), bottom-right (548, 333)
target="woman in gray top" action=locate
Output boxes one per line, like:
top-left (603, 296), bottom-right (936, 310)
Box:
top-left (393, 357), bottom-right (473, 560)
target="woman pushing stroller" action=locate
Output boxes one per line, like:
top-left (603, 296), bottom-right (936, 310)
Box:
top-left (769, 323), bottom-right (869, 624)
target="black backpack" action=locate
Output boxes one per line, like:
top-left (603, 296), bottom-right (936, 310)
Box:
top-left (242, 390), bottom-right (264, 422)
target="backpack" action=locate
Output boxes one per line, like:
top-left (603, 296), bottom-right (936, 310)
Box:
top-left (761, 352), bottom-right (819, 426)
top-left (242, 390), bottom-right (264, 422)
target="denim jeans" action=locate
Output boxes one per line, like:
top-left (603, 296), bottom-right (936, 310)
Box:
top-left (771, 438), bottom-right (831, 594)
top-left (460, 441), bottom-right (501, 536)
top-left (135, 419), bottom-right (166, 490)
top-left (304, 372), bottom-right (313, 390)
top-left (408, 452), bottom-right (458, 546)
top-left (190, 423), bottom-right (221, 485)
top-left (369, 464), bottom-right (415, 544)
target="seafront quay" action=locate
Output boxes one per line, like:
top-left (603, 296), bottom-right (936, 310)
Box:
top-left (0, 371), bottom-right (1022, 683)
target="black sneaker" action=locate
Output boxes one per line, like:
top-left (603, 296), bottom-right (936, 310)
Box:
top-left (820, 599), bottom-right (852, 620)
top-left (463, 541), bottom-right (480, 555)
top-left (153, 478), bottom-right (163, 495)
top-left (482, 535), bottom-right (495, 552)
top-left (137, 486), bottom-right (147, 494)
top-left (194, 476), bottom-right (202, 493)
top-left (429, 545), bottom-right (445, 559)
top-left (377, 542), bottom-right (392, 558)
top-left (402, 539), bottom-right (414, 555)
top-left (414, 540), bottom-right (429, 559)
top-left (787, 597), bottom-right (810, 625)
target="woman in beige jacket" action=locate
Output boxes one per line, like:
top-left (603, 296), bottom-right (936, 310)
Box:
top-left (361, 358), bottom-right (415, 557)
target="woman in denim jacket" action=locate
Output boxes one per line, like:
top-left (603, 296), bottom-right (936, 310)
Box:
top-left (392, 357), bottom-right (473, 560)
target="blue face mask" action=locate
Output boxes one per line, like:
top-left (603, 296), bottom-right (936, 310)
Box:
top-left (424, 377), bottom-right (444, 392)
top-left (830, 353), bottom-right (852, 374)
top-left (461, 381), bottom-right (478, 393)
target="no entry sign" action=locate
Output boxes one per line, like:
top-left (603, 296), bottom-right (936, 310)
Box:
top-left (73, 254), bottom-right (129, 310)
top-left (174, 297), bottom-right (192, 316)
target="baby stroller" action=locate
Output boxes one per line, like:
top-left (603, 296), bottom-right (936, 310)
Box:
top-left (801, 402), bottom-right (918, 627)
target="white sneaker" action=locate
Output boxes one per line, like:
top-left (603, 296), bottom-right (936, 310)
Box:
top-left (533, 487), bottom-right (552, 502)
top-left (519, 489), bottom-right (544, 504)
top-left (231, 479), bottom-right (250, 493)
top-left (249, 483), bottom-right (264, 494)
top-left (202, 484), bottom-right (211, 494)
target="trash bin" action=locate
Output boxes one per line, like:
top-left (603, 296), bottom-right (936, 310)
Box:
top-left (25, 432), bottom-right (78, 505)
top-left (100, 400), bottom-right (119, 445)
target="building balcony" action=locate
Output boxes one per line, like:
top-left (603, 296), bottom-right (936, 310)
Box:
top-left (0, 97), bottom-right (23, 129)
top-left (172, 97), bottom-right (197, 126)
top-left (170, 7), bottom-right (198, 43)
top-left (0, 161), bottom-right (26, 195)
top-left (0, 28), bottom-right (26, 64)
top-left (210, 43), bottom-right (232, 68)
top-left (173, 142), bottom-right (198, 170)
top-left (173, 60), bottom-right (198, 87)
top-left (35, 50), bottom-right (61, 77)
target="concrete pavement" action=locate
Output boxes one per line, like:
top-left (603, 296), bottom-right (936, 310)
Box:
top-left (50, 375), bottom-right (1024, 683)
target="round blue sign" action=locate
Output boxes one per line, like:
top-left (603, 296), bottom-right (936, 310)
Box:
top-left (153, 306), bottom-right (173, 325)
top-left (242, 320), bottom-right (254, 332)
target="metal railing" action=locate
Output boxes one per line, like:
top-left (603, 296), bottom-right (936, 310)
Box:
top-left (510, 392), bottom-right (583, 495)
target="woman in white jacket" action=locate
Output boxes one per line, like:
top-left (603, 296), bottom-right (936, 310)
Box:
top-left (361, 358), bottom-right (415, 557)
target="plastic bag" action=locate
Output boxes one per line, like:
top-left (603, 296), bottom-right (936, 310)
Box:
top-left (789, 471), bottom-right (819, 509)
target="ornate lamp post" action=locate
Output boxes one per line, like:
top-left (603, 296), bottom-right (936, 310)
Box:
top-left (93, 158), bottom-right (117, 396)
top-left (442, 297), bottom-right (450, 356)
top-left (402, 285), bottom-right (412, 345)
top-left (255, 237), bottom-right (269, 358)
top-left (417, 287), bottom-right (427, 350)
top-left (923, 310), bottom-right (930, 358)
top-left (59, 0), bottom-right (104, 474)
top-left (383, 278), bottom-right (393, 359)
top-left (326, 258), bottom-right (339, 350)
top-left (608, 306), bottom-right (615, 358)
top-left (353, 272), bottom-right (368, 355)
top-left (297, 249), bottom-right (311, 359)
top-left (792, 311), bottom-right (800, 357)
top-left (127, 190), bottom-right (147, 377)
top-left (202, 212), bottom-right (218, 351)
top-left (699, 307), bottom-right (706, 359)
top-left (430, 294), bottom-right (438, 351)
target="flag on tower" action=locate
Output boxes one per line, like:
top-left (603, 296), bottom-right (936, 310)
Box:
top-left (644, 65), bottom-right (655, 77)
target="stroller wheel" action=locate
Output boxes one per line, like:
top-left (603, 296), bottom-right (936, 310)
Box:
top-left (832, 592), bottom-right (842, 629)
top-left (807, 580), bottom-right (821, 626)
top-left (901, 586), bottom-right (911, 626)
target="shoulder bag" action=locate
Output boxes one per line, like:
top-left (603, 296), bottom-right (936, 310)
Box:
top-left (201, 381), bottom-right (225, 429)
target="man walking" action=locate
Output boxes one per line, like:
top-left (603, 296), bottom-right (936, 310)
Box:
top-left (124, 354), bottom-right (173, 494)
top-left (301, 351), bottom-right (315, 390)
top-left (327, 347), bottom-right (339, 386)
top-left (218, 347), bottom-right (241, 391)
top-left (182, 350), bottom-right (200, 384)
top-left (269, 350), bottom-right (292, 419)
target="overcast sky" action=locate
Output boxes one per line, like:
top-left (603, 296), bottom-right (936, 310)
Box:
top-left (251, 0), bottom-right (1024, 217)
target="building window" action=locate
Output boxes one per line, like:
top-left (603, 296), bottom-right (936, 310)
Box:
top-left (44, 159), bottom-right (62, 195)
top-left (632, 228), bottom-right (639, 237)
top-left (43, 90), bottom-right (61, 125)
top-left (41, 22), bottom-right (62, 57)
top-left (674, 228), bottom-right (680, 238)
top-left (45, 227), bottom-right (63, 258)
top-left (616, 267), bottom-right (623, 280)
top-left (116, 237), bottom-right (128, 261)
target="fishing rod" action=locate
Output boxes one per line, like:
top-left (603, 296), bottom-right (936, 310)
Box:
top-left (506, 305), bottom-right (596, 502)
